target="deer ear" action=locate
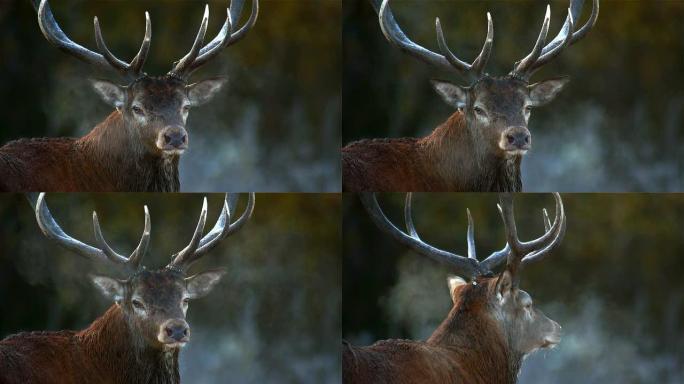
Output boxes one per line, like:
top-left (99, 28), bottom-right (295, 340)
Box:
top-left (528, 76), bottom-right (569, 107)
top-left (431, 79), bottom-right (467, 109)
top-left (185, 269), bottom-right (226, 299)
top-left (496, 270), bottom-right (514, 300)
top-left (187, 78), bottom-right (228, 106)
top-left (91, 275), bottom-right (125, 303)
top-left (447, 275), bottom-right (467, 304)
top-left (90, 80), bottom-right (125, 109)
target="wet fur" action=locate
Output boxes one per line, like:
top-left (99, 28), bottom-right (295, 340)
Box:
top-left (0, 305), bottom-right (180, 384)
top-left (343, 278), bottom-right (523, 384)
top-left (342, 111), bottom-right (522, 192)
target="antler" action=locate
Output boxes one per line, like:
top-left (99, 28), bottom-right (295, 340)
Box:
top-left (510, 0), bottom-right (599, 79)
top-left (166, 193), bottom-right (255, 272)
top-left (371, 0), bottom-right (493, 80)
top-left (34, 0), bottom-right (152, 81)
top-left (32, 193), bottom-right (151, 272)
top-left (371, 0), bottom-right (598, 81)
top-left (169, 0), bottom-right (259, 79)
top-left (360, 193), bottom-right (566, 281)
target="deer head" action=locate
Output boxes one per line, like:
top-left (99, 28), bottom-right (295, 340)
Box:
top-left (373, 0), bottom-right (598, 159)
top-left (32, 193), bottom-right (254, 349)
top-left (34, 0), bottom-right (258, 157)
top-left (361, 193), bottom-right (566, 356)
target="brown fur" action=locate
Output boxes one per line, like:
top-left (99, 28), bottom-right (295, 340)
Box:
top-left (0, 111), bottom-right (179, 192)
top-left (343, 277), bottom-right (522, 384)
top-left (0, 305), bottom-right (180, 384)
top-left (342, 111), bottom-right (522, 192)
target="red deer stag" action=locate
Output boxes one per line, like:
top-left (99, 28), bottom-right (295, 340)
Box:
top-left (0, 192), bottom-right (254, 384)
top-left (343, 193), bottom-right (567, 384)
top-left (0, 0), bottom-right (258, 192)
top-left (342, 0), bottom-right (598, 192)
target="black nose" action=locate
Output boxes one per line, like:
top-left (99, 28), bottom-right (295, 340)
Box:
top-left (163, 131), bottom-right (187, 148)
top-left (505, 131), bottom-right (531, 149)
top-left (164, 324), bottom-right (189, 342)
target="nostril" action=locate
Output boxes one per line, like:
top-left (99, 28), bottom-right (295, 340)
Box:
top-left (524, 136), bottom-right (530, 144)
top-left (164, 133), bottom-right (172, 144)
top-left (183, 328), bottom-right (188, 336)
top-left (181, 134), bottom-right (188, 143)
top-left (165, 327), bottom-right (173, 337)
top-left (506, 135), bottom-right (515, 144)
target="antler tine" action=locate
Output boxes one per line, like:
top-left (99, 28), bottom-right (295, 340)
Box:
top-left (542, 208), bottom-right (552, 231)
top-left (512, 5), bottom-right (551, 77)
top-left (168, 198), bottom-right (208, 269)
top-left (435, 18), bottom-right (473, 74)
top-left (404, 193), bottom-right (421, 238)
top-left (93, 16), bottom-right (129, 72)
top-left (469, 13), bottom-right (494, 77)
top-left (376, 0), bottom-right (463, 75)
top-left (37, 0), bottom-right (151, 81)
top-left (129, 12), bottom-right (152, 75)
top-left (33, 193), bottom-right (150, 270)
top-left (37, 0), bottom-right (112, 73)
top-left (193, 193), bottom-right (255, 258)
top-left (170, 5), bottom-right (210, 78)
top-left (171, 0), bottom-right (258, 79)
top-left (92, 205), bottom-right (151, 270)
top-left (466, 209), bottom-right (477, 260)
top-left (34, 193), bottom-right (108, 262)
top-left (189, 0), bottom-right (259, 76)
top-left (515, 0), bottom-right (599, 78)
top-left (360, 193), bottom-right (488, 280)
top-left (521, 198), bottom-right (566, 265)
top-left (167, 194), bottom-right (254, 272)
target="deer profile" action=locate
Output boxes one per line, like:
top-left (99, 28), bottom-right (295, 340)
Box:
top-left (343, 193), bottom-right (567, 384)
top-left (0, 193), bottom-right (254, 384)
top-left (342, 0), bottom-right (598, 192)
top-left (0, 0), bottom-right (258, 192)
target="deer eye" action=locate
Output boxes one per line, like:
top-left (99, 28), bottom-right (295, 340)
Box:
top-left (524, 106), bottom-right (533, 112)
top-left (182, 105), bottom-right (191, 112)
top-left (473, 106), bottom-right (486, 116)
top-left (131, 106), bottom-right (144, 115)
top-left (182, 298), bottom-right (190, 305)
top-left (132, 299), bottom-right (145, 310)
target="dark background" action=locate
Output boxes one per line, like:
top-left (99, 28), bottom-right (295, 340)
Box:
top-left (343, 193), bottom-right (684, 383)
top-left (343, 0), bottom-right (684, 191)
top-left (0, 0), bottom-right (341, 192)
top-left (0, 193), bottom-right (340, 383)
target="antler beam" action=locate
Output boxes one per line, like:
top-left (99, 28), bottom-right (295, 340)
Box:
top-left (35, 0), bottom-right (152, 81)
top-left (166, 193), bottom-right (255, 271)
top-left (361, 193), bottom-right (566, 281)
top-left (371, 0), bottom-right (598, 81)
top-left (33, 193), bottom-right (150, 271)
top-left (169, 0), bottom-right (259, 79)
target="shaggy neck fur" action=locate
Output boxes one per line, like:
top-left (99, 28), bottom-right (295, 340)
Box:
top-left (421, 111), bottom-right (523, 192)
top-left (77, 111), bottom-right (180, 192)
top-left (79, 305), bottom-right (180, 384)
top-left (427, 281), bottom-right (523, 383)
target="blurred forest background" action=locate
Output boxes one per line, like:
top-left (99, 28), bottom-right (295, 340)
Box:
top-left (0, 0), bottom-right (340, 192)
top-left (0, 193), bottom-right (340, 383)
top-left (343, 0), bottom-right (684, 191)
top-left (343, 193), bottom-right (684, 383)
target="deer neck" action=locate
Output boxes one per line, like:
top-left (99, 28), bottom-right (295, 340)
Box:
top-left (77, 111), bottom-right (180, 192)
top-left (426, 292), bottom-right (522, 383)
top-left (79, 305), bottom-right (181, 384)
top-left (421, 111), bottom-right (523, 192)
